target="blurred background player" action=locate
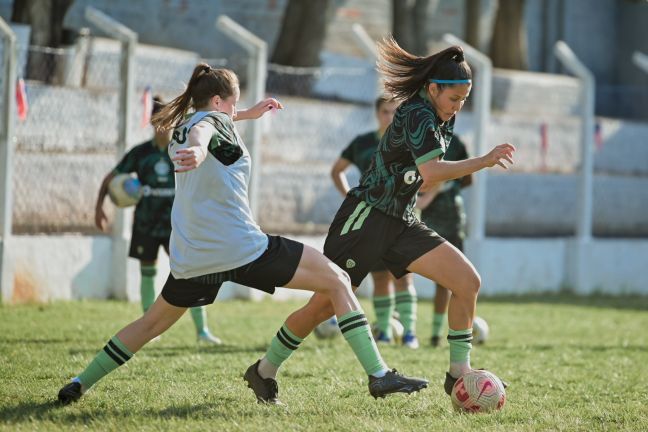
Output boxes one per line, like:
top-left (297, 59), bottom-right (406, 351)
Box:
top-left (415, 134), bottom-right (472, 347)
top-left (330, 95), bottom-right (419, 348)
top-left (94, 96), bottom-right (221, 345)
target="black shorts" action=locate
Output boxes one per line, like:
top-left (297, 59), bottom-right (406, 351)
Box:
top-left (443, 234), bottom-right (464, 252)
top-left (370, 260), bottom-right (390, 273)
top-left (324, 196), bottom-right (445, 287)
top-left (161, 235), bottom-right (304, 308)
top-left (129, 231), bottom-right (169, 261)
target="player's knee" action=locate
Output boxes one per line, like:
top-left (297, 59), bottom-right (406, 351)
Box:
top-left (324, 267), bottom-right (353, 297)
top-left (467, 270), bottom-right (481, 297)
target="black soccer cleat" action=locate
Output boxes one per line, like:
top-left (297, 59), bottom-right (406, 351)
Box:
top-left (243, 360), bottom-right (283, 405)
top-left (57, 381), bottom-right (83, 404)
top-left (444, 370), bottom-right (509, 396)
top-left (368, 369), bottom-right (428, 399)
top-left (444, 372), bottom-right (458, 396)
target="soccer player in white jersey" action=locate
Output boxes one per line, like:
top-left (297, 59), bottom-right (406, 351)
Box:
top-left (57, 63), bottom-right (428, 406)
top-left (94, 96), bottom-right (221, 345)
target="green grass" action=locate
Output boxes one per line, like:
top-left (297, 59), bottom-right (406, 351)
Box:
top-left (1, 294), bottom-right (648, 431)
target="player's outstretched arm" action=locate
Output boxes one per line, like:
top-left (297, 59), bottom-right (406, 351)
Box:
top-left (95, 171), bottom-right (116, 232)
top-left (235, 98), bottom-right (283, 121)
top-left (418, 143), bottom-right (515, 191)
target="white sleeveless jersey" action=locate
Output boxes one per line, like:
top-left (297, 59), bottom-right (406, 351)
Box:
top-left (168, 111), bottom-right (268, 279)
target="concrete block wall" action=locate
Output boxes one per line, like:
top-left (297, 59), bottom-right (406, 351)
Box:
top-left (5, 234), bottom-right (648, 304)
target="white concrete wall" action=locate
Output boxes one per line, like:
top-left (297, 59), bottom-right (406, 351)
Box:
top-left (5, 234), bottom-right (648, 304)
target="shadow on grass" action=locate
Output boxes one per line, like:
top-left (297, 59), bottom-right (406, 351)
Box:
top-left (0, 400), bottom-right (239, 424)
top-left (0, 338), bottom-right (81, 345)
top-left (67, 344), bottom-right (269, 357)
top-left (492, 344), bottom-right (647, 353)
top-left (0, 400), bottom-right (85, 423)
top-left (479, 292), bottom-right (648, 311)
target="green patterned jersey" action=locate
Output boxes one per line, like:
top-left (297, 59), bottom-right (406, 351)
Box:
top-left (340, 131), bottom-right (381, 174)
top-left (420, 135), bottom-right (469, 238)
top-left (114, 140), bottom-right (175, 238)
top-left (349, 88), bottom-right (454, 224)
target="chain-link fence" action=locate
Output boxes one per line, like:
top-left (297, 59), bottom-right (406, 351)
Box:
top-left (9, 31), bottom-right (239, 234)
top-left (5, 31), bottom-right (647, 237)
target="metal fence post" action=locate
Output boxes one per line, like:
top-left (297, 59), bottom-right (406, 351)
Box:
top-left (440, 34), bottom-right (492, 278)
top-left (86, 6), bottom-right (138, 300)
top-left (216, 15), bottom-right (267, 220)
top-left (0, 17), bottom-right (16, 303)
top-left (555, 40), bottom-right (595, 293)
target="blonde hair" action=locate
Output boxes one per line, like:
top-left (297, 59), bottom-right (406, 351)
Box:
top-left (152, 63), bottom-right (239, 130)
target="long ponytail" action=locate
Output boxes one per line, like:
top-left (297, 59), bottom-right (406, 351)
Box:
top-left (377, 36), bottom-right (472, 101)
top-left (152, 63), bottom-right (239, 131)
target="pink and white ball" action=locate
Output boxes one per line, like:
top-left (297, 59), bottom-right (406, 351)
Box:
top-left (451, 370), bottom-right (506, 413)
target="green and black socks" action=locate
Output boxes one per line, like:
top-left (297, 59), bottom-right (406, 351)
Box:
top-left (77, 336), bottom-right (134, 389)
top-left (373, 294), bottom-right (394, 338)
top-left (265, 323), bottom-right (304, 367)
top-left (395, 290), bottom-right (417, 334)
top-left (338, 310), bottom-right (388, 376)
top-left (448, 328), bottom-right (473, 378)
top-left (432, 312), bottom-right (446, 338)
top-left (265, 311), bottom-right (388, 378)
top-left (140, 265), bottom-right (157, 312)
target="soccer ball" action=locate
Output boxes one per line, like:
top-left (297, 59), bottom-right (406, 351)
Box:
top-left (372, 317), bottom-right (405, 343)
top-left (314, 316), bottom-right (340, 339)
top-left (108, 173), bottom-right (142, 208)
top-left (472, 316), bottom-right (489, 344)
top-left (451, 369), bottom-right (506, 413)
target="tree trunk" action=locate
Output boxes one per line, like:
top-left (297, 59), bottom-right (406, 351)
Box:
top-left (392, 0), bottom-right (415, 53)
top-left (392, 0), bottom-right (431, 56)
top-left (490, 0), bottom-right (528, 70)
top-left (271, 0), bottom-right (334, 67)
top-left (11, 0), bottom-right (75, 82)
top-left (464, 0), bottom-right (481, 49)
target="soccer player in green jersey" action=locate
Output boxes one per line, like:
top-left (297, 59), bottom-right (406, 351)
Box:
top-left (58, 64), bottom-right (428, 406)
top-left (94, 96), bottom-right (221, 345)
top-left (331, 95), bottom-right (420, 348)
top-left (415, 134), bottom-right (472, 347)
top-left (256, 37), bottom-right (514, 397)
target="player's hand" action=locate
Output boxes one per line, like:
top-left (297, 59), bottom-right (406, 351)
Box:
top-left (172, 147), bottom-right (207, 173)
top-left (242, 98), bottom-right (283, 120)
top-left (482, 143), bottom-right (516, 169)
top-left (95, 206), bottom-right (108, 232)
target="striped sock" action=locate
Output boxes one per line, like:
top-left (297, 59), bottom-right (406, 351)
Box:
top-left (432, 312), bottom-right (446, 338)
top-left (372, 294), bottom-right (394, 339)
top-left (264, 323), bottom-right (304, 369)
top-left (77, 336), bottom-right (134, 389)
top-left (448, 328), bottom-right (473, 378)
top-left (338, 310), bottom-right (389, 377)
top-left (140, 265), bottom-right (157, 312)
top-left (395, 290), bottom-right (417, 334)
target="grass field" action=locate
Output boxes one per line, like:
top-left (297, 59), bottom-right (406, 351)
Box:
top-left (2, 294), bottom-right (648, 431)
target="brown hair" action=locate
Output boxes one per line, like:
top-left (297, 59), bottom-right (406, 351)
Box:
top-left (374, 95), bottom-right (396, 111)
top-left (377, 36), bottom-right (471, 101)
top-left (152, 63), bottom-right (239, 130)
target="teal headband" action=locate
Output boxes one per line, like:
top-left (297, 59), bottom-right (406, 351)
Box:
top-left (429, 79), bottom-right (472, 84)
